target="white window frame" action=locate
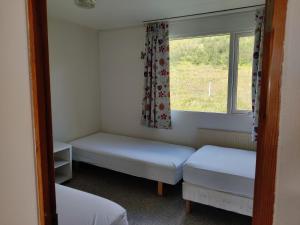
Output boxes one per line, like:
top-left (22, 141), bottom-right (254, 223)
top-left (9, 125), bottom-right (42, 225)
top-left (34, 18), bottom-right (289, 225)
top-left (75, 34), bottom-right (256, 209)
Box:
top-left (230, 31), bottom-right (255, 114)
top-left (170, 30), bottom-right (254, 115)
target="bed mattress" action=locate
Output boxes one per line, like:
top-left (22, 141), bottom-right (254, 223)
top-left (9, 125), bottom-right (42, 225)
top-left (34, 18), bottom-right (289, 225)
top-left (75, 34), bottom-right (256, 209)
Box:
top-left (183, 145), bottom-right (256, 198)
top-left (70, 132), bottom-right (195, 185)
top-left (55, 184), bottom-right (128, 225)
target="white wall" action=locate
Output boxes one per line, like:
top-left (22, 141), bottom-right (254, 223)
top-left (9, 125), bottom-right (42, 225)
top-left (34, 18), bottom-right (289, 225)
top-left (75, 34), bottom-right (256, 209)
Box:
top-left (0, 1), bottom-right (38, 225)
top-left (99, 11), bottom-right (256, 147)
top-left (273, 0), bottom-right (300, 224)
top-left (48, 18), bottom-right (101, 142)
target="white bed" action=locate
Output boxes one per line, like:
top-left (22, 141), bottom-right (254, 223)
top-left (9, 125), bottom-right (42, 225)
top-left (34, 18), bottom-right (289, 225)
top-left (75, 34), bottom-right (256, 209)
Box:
top-left (70, 132), bottom-right (195, 194)
top-left (56, 184), bottom-right (128, 225)
top-left (183, 145), bottom-right (256, 216)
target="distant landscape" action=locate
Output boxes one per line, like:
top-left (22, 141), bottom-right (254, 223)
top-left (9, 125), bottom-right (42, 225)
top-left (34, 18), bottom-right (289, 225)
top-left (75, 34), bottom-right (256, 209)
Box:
top-left (170, 34), bottom-right (254, 113)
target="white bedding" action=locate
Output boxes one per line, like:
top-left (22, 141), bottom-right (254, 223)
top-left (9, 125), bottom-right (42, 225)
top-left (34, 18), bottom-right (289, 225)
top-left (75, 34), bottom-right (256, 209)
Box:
top-left (56, 184), bottom-right (128, 225)
top-left (183, 145), bottom-right (256, 198)
top-left (70, 132), bottom-right (195, 185)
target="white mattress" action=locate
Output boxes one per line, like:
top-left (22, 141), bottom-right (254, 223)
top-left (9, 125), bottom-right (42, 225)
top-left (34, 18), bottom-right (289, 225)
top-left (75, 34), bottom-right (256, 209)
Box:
top-left (183, 145), bottom-right (256, 198)
top-left (55, 184), bottom-right (128, 225)
top-left (70, 132), bottom-right (195, 185)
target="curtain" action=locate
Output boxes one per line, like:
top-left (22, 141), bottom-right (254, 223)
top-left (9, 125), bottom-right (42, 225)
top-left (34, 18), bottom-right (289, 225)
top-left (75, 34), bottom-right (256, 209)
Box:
top-left (252, 9), bottom-right (265, 142)
top-left (141, 22), bottom-right (171, 129)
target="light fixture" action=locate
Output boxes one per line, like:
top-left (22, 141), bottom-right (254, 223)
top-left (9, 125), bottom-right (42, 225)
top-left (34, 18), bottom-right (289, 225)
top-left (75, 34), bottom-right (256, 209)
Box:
top-left (75, 0), bottom-right (96, 9)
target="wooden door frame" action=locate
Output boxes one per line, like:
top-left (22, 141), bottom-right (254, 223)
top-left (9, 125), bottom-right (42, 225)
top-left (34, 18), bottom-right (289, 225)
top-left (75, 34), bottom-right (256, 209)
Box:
top-left (252, 0), bottom-right (287, 224)
top-left (27, 0), bottom-right (57, 225)
top-left (26, 0), bottom-right (287, 225)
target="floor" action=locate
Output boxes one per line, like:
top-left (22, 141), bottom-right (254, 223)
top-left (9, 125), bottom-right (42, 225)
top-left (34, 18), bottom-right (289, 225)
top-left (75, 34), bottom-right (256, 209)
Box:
top-left (65, 163), bottom-right (252, 225)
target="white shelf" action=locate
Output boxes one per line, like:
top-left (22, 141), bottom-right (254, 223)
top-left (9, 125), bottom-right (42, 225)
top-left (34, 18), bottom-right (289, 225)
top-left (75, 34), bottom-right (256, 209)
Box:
top-left (54, 160), bottom-right (70, 169)
top-left (53, 141), bottom-right (72, 184)
top-left (54, 141), bottom-right (72, 153)
top-left (55, 174), bottom-right (71, 184)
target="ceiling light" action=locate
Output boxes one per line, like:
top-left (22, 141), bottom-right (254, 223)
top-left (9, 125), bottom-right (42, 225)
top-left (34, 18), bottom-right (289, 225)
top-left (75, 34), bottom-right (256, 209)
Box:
top-left (75, 0), bottom-right (96, 9)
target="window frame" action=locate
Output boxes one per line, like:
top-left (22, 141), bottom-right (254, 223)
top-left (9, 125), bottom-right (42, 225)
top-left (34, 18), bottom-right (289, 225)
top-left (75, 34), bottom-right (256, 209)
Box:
top-left (170, 30), bottom-right (255, 115)
top-left (230, 31), bottom-right (255, 114)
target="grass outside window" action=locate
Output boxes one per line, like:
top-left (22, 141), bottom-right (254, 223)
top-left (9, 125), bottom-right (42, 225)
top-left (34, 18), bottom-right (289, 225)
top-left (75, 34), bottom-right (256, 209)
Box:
top-left (170, 33), bottom-right (254, 114)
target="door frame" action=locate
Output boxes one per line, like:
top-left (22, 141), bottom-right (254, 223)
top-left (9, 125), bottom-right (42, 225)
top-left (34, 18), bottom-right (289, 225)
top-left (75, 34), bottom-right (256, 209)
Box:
top-left (26, 0), bottom-right (287, 225)
top-left (252, 0), bottom-right (287, 224)
top-left (27, 0), bottom-right (57, 225)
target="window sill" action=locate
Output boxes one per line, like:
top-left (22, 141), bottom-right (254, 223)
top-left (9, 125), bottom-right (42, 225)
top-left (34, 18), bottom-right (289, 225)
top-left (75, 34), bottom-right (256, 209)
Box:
top-left (171, 110), bottom-right (252, 117)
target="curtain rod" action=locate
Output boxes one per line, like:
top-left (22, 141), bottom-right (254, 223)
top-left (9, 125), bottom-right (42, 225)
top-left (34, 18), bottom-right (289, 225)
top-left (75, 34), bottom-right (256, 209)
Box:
top-left (143, 4), bottom-right (265, 24)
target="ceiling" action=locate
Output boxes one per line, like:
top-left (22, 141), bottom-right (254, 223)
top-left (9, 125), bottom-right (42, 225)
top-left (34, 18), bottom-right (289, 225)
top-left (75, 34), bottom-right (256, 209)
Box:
top-left (47, 0), bottom-right (265, 30)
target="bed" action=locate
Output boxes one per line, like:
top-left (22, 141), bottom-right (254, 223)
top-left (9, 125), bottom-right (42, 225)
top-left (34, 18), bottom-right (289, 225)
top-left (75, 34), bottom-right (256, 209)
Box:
top-left (70, 132), bottom-right (195, 195)
top-left (183, 145), bottom-right (256, 216)
top-left (56, 184), bottom-right (128, 225)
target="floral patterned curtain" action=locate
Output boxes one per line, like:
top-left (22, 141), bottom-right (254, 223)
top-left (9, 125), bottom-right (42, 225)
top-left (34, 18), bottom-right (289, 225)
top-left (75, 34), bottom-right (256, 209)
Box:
top-left (141, 22), bottom-right (171, 129)
top-left (252, 9), bottom-right (265, 142)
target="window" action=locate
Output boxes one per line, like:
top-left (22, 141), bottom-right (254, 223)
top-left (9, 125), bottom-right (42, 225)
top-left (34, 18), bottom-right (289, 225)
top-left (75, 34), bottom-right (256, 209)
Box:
top-left (170, 32), bottom-right (254, 114)
top-left (234, 34), bottom-right (255, 112)
top-left (170, 35), bottom-right (230, 113)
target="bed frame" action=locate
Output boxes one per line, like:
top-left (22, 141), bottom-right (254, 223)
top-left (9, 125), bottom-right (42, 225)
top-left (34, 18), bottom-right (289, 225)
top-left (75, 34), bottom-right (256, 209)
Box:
top-left (183, 182), bottom-right (253, 216)
top-left (71, 132), bottom-right (194, 196)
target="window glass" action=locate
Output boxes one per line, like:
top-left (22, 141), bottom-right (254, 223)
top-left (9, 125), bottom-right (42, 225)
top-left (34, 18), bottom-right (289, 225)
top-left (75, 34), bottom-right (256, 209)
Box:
top-left (170, 35), bottom-right (230, 113)
top-left (236, 35), bottom-right (255, 111)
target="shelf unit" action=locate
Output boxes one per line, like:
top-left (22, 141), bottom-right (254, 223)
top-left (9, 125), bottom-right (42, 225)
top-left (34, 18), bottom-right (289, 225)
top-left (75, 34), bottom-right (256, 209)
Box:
top-left (53, 141), bottom-right (72, 184)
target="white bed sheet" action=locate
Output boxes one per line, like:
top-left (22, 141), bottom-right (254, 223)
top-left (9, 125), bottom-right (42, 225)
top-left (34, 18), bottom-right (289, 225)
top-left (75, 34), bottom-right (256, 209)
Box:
top-left (70, 132), bottom-right (195, 185)
top-left (183, 145), bottom-right (256, 198)
top-left (55, 184), bottom-right (128, 225)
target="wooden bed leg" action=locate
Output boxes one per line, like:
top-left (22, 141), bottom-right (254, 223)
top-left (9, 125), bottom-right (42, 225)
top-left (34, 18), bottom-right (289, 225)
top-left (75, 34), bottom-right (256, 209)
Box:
top-left (186, 200), bottom-right (192, 213)
top-left (157, 182), bottom-right (164, 196)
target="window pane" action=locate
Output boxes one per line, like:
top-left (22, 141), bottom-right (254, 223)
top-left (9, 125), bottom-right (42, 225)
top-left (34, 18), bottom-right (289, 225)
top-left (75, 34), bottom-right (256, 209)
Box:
top-left (236, 35), bottom-right (254, 111)
top-left (170, 35), bottom-right (230, 113)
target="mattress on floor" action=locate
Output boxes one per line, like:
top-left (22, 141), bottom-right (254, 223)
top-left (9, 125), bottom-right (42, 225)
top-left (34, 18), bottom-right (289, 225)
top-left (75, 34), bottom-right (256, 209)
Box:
top-left (183, 145), bottom-right (256, 198)
top-left (70, 132), bottom-right (195, 185)
top-left (56, 184), bottom-right (128, 225)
